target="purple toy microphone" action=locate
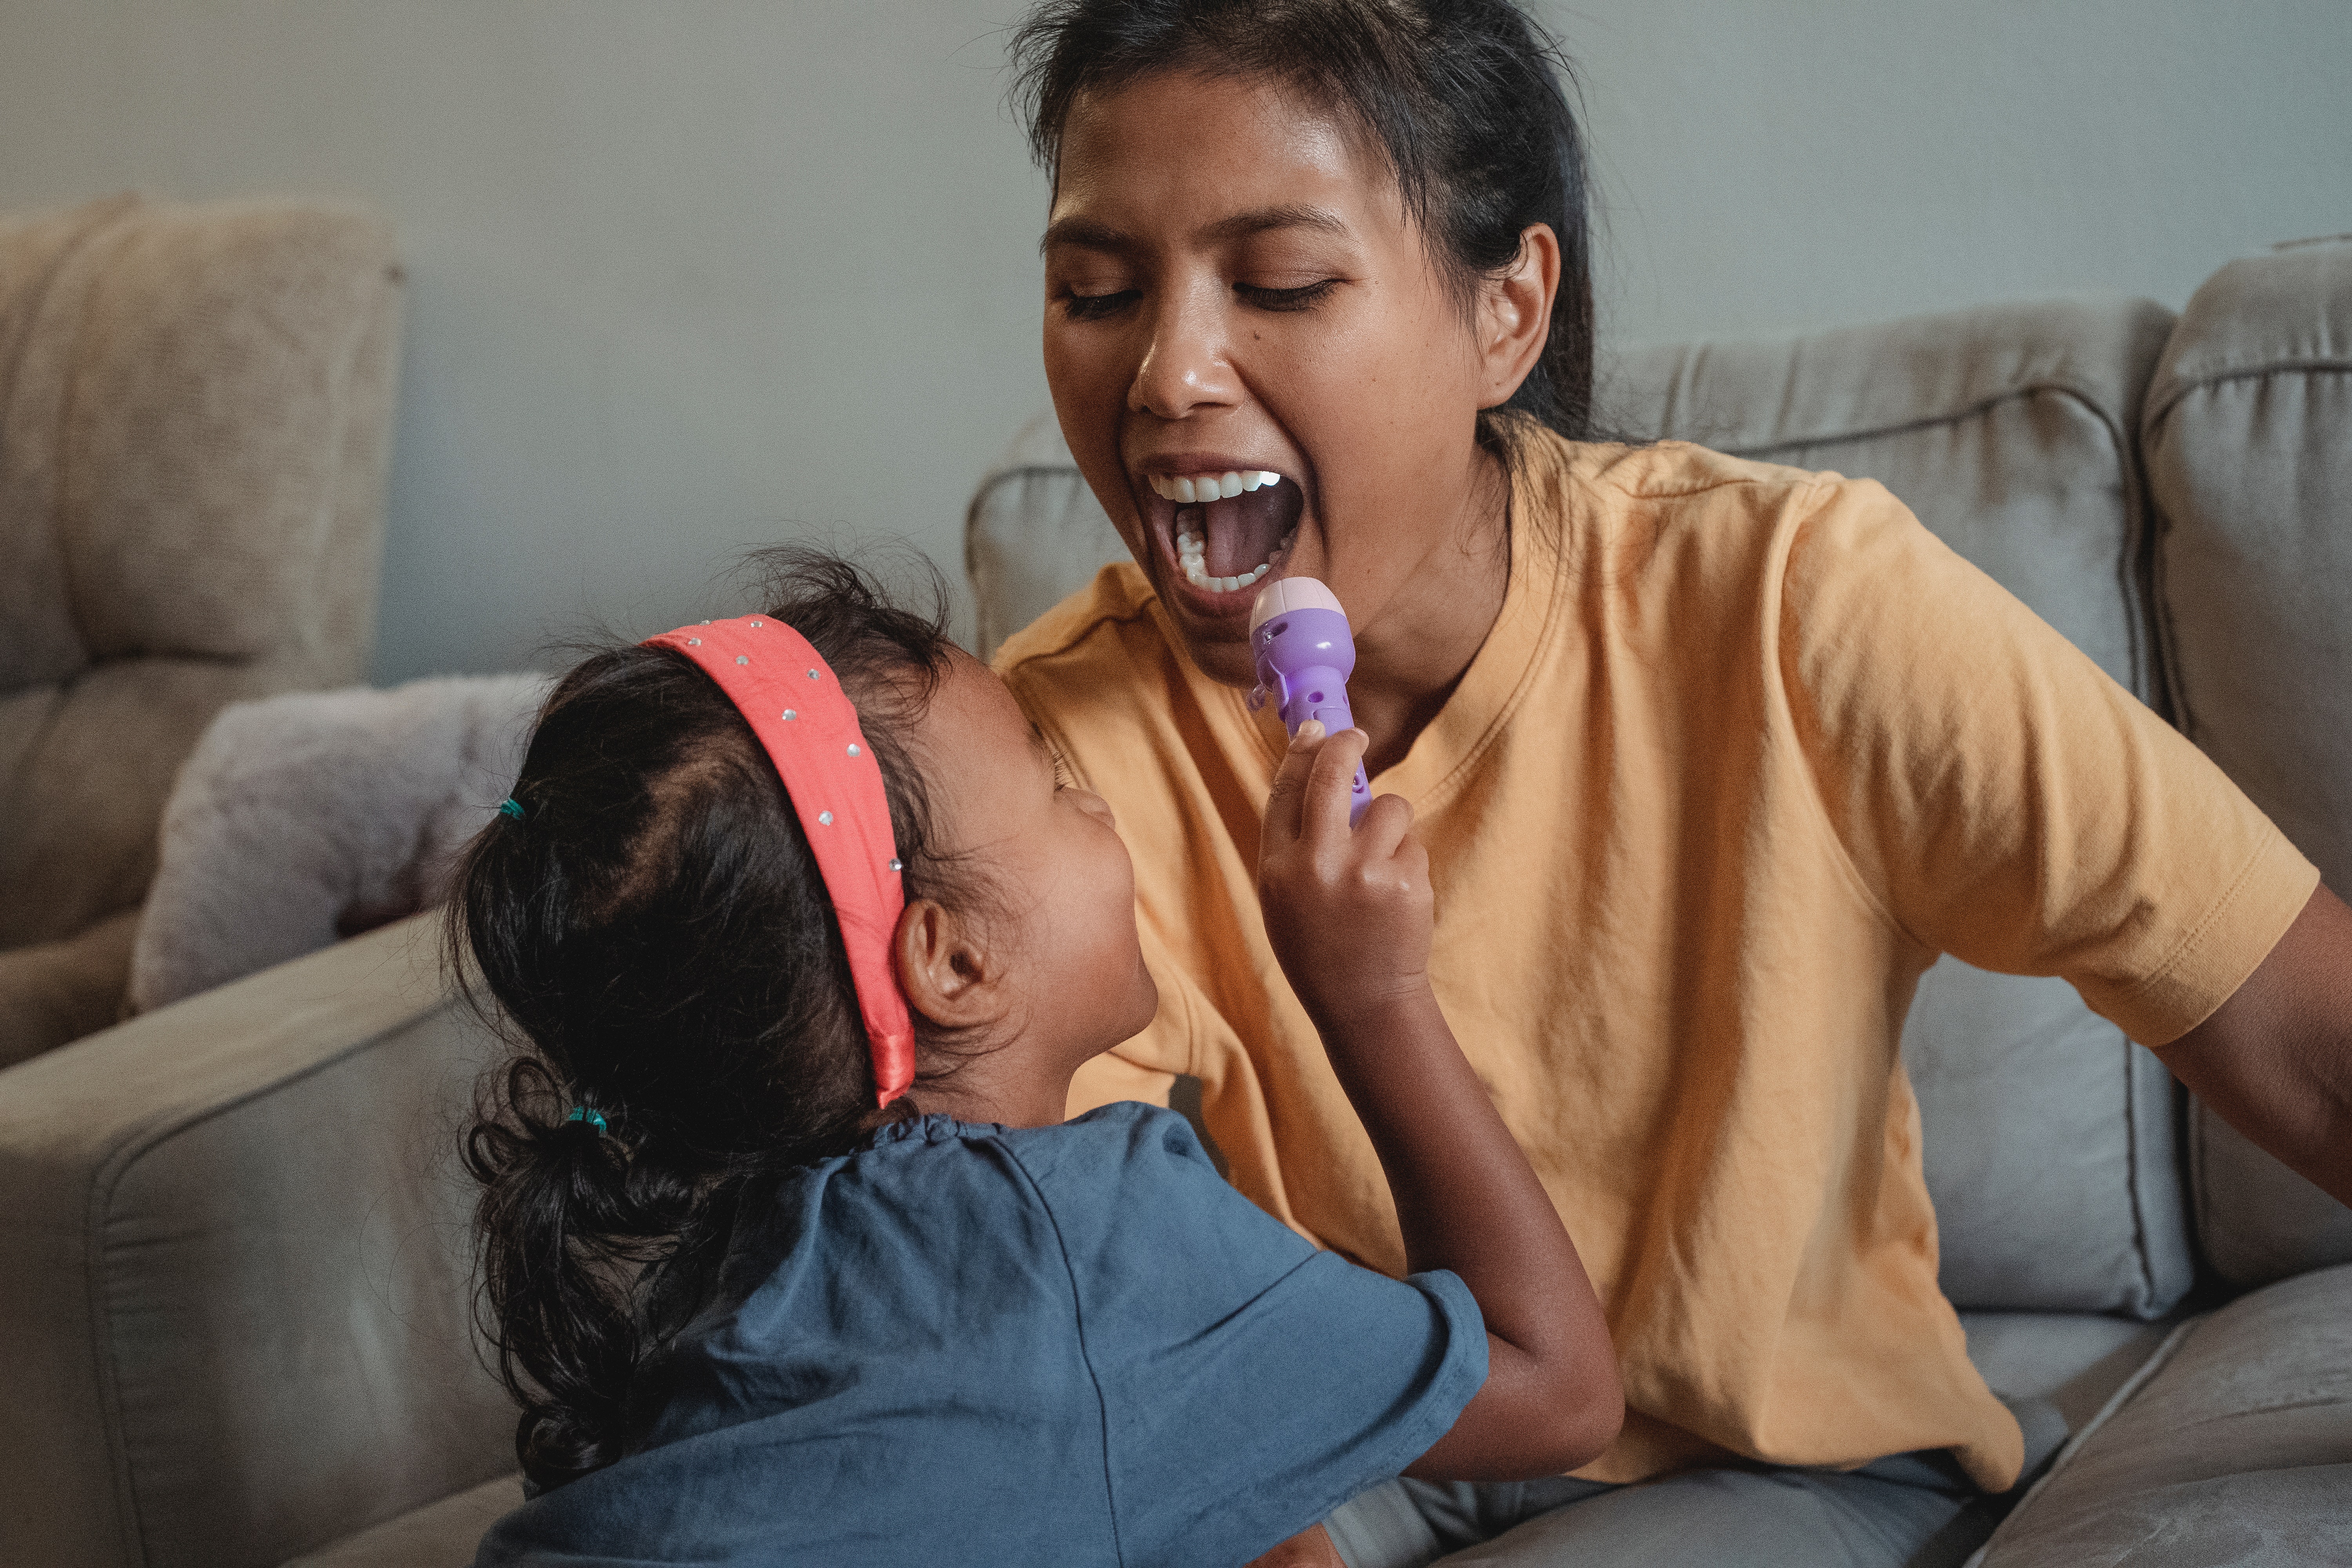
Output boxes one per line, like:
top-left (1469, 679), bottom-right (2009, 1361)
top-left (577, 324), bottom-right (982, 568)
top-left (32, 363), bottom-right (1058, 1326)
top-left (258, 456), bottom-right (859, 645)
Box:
top-left (1249, 577), bottom-right (1373, 826)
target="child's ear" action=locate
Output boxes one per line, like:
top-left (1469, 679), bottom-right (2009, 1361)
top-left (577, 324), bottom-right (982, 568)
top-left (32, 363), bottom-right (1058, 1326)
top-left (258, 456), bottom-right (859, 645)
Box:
top-left (893, 898), bottom-right (1006, 1031)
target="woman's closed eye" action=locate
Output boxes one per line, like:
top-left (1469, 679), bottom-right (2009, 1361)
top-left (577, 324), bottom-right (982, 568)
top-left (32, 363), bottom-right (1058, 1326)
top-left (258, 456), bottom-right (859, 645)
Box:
top-left (1061, 287), bottom-right (1140, 321)
top-left (1236, 278), bottom-right (1340, 312)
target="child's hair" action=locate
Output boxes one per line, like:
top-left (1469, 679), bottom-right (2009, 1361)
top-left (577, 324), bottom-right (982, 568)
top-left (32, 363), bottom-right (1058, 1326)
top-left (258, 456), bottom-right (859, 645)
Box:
top-left (1009, 0), bottom-right (1598, 451)
top-left (452, 549), bottom-right (975, 1492)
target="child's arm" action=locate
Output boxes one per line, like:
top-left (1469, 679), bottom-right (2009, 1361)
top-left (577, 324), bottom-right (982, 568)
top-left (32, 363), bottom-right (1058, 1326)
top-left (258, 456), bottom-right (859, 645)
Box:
top-left (1258, 723), bottom-right (1623, 1481)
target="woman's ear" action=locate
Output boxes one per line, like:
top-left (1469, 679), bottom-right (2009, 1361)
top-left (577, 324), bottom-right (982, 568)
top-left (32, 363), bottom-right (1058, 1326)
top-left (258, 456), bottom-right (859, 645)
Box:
top-left (894, 898), bottom-right (1006, 1031)
top-left (1476, 221), bottom-right (1562, 409)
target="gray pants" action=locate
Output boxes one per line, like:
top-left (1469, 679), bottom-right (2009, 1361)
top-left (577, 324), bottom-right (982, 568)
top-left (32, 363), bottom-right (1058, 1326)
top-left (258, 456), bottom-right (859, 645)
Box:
top-left (1325, 1398), bottom-right (2067, 1568)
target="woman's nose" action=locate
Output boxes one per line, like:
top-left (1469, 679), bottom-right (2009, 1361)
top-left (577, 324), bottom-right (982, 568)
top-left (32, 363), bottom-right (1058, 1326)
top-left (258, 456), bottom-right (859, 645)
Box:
top-left (1129, 285), bottom-right (1235, 420)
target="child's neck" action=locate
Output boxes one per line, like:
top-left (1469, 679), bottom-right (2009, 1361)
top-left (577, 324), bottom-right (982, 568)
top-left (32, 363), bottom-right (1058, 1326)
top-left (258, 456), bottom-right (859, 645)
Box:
top-left (904, 1058), bottom-right (1077, 1130)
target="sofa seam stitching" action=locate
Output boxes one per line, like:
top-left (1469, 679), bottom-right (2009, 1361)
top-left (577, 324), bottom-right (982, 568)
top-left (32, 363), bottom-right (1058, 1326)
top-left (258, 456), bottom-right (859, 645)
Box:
top-left (2122, 1036), bottom-right (2155, 1314)
top-left (2143, 358), bottom-right (2352, 430)
top-left (1711, 374), bottom-right (2118, 459)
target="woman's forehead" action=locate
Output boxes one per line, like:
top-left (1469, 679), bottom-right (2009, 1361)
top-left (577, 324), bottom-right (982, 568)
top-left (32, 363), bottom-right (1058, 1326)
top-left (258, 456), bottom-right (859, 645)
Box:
top-left (1051, 69), bottom-right (1396, 229)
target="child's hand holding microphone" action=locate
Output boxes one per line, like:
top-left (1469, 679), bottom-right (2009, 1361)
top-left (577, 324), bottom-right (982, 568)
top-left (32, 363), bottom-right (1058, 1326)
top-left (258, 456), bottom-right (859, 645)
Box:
top-left (1251, 579), bottom-right (1622, 1484)
top-left (1258, 719), bottom-right (1431, 1036)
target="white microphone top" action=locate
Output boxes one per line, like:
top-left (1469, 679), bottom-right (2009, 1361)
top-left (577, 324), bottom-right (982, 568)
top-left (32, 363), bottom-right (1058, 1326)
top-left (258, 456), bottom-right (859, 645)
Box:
top-left (1248, 575), bottom-right (1346, 633)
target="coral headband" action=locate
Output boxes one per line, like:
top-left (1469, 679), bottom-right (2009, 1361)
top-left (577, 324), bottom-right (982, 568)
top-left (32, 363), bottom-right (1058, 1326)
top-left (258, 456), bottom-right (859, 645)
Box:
top-left (644, 616), bottom-right (915, 1107)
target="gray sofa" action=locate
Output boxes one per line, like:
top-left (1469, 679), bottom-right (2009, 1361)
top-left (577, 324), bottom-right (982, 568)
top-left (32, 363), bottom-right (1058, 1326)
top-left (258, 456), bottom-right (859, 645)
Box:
top-left (5, 242), bottom-right (2348, 1566)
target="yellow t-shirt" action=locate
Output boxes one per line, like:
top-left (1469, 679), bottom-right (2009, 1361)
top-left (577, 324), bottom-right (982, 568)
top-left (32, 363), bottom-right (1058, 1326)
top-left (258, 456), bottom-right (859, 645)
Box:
top-left (993, 431), bottom-right (2315, 1492)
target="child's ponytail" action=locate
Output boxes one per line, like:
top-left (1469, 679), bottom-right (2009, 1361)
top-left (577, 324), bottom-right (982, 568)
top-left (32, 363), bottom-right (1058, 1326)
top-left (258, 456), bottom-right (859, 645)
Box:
top-left (452, 551), bottom-right (971, 1492)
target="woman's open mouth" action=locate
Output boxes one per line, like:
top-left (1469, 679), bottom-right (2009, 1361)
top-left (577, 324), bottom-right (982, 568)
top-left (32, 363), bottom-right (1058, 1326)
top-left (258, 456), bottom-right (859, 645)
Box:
top-left (1143, 468), bottom-right (1303, 601)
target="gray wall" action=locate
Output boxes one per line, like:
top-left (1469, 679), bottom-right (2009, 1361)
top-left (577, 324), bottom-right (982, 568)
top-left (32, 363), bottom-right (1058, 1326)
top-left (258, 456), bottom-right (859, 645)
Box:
top-left (2, 1), bottom-right (2345, 680)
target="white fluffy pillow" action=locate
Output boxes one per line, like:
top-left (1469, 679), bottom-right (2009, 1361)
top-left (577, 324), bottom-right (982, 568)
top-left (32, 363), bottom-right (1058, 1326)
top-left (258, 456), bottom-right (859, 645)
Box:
top-left (128, 673), bottom-right (552, 1014)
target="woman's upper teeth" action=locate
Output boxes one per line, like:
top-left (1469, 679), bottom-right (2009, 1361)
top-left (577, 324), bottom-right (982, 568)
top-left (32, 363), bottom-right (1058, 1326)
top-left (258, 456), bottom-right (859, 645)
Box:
top-left (1149, 470), bottom-right (1282, 504)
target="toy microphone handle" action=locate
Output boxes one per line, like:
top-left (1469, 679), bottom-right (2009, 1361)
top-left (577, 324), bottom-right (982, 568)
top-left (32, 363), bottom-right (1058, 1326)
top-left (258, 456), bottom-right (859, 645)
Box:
top-left (1276, 672), bottom-right (1373, 827)
top-left (1248, 579), bottom-right (1372, 827)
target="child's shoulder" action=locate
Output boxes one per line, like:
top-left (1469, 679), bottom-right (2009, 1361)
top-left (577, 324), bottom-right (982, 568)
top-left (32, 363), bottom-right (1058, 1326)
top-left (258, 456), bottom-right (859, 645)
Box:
top-left (844, 1103), bottom-right (1218, 1205)
top-left (994, 1100), bottom-right (1222, 1189)
top-left (994, 1102), bottom-right (1314, 1274)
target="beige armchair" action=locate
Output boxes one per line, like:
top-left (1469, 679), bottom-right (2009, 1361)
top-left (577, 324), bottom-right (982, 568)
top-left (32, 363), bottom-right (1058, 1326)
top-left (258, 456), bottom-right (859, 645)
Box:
top-left (0, 192), bottom-right (403, 1067)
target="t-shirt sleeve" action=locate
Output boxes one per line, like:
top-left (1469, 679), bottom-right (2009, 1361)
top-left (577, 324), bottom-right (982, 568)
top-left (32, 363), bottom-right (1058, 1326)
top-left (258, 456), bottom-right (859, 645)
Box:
top-left (1009, 1105), bottom-right (1487, 1568)
top-left (1778, 479), bottom-right (2318, 1045)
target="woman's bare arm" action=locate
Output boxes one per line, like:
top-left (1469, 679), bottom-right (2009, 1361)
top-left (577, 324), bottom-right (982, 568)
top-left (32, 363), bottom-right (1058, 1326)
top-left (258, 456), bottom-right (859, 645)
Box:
top-left (2154, 883), bottom-right (2352, 1207)
top-left (1258, 724), bottom-right (1622, 1480)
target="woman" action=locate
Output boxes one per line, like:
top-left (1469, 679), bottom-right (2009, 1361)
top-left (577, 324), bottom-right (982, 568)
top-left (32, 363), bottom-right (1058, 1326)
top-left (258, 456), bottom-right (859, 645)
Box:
top-left (992, 2), bottom-right (2352, 1565)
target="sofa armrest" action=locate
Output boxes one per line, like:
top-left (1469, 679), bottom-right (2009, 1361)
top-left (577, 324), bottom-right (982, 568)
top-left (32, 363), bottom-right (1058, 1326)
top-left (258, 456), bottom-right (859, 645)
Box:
top-left (0, 914), bottom-right (515, 1568)
top-left (1977, 1263), bottom-right (2352, 1566)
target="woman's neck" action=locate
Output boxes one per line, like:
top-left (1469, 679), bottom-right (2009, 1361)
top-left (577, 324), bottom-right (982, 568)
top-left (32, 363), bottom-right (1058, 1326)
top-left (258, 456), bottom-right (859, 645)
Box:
top-left (1343, 448), bottom-right (1514, 778)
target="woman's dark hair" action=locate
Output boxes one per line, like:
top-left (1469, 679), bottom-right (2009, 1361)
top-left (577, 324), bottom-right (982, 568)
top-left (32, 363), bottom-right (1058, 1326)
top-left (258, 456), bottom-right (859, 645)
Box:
top-left (451, 549), bottom-right (972, 1493)
top-left (1010, 0), bottom-right (1597, 452)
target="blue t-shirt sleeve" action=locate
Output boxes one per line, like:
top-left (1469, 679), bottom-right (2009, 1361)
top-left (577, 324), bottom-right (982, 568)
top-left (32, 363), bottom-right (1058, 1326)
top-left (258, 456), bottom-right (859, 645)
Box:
top-left (1007, 1105), bottom-right (1487, 1568)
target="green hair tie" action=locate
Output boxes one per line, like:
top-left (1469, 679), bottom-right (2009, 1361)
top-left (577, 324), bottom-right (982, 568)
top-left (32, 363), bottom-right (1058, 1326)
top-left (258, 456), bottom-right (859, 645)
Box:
top-left (565, 1105), bottom-right (608, 1136)
top-left (499, 798), bottom-right (526, 821)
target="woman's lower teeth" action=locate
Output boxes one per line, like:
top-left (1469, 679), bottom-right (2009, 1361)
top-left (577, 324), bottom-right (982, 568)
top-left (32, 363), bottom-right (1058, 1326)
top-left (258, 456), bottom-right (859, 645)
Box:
top-left (1177, 526), bottom-right (1294, 593)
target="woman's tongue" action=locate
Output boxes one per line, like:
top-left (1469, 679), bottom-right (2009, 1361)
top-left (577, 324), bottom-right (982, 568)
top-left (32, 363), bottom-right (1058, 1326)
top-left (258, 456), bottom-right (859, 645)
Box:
top-left (1186, 489), bottom-right (1290, 579)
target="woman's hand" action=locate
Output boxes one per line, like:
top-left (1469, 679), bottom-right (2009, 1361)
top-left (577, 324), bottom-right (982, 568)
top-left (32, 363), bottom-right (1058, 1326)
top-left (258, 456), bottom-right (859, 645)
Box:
top-left (1258, 722), bottom-right (1432, 1034)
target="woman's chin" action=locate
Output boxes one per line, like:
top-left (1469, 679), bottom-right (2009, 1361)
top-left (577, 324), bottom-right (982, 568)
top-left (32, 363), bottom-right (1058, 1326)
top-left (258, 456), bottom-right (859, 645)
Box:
top-left (1143, 551), bottom-right (1280, 688)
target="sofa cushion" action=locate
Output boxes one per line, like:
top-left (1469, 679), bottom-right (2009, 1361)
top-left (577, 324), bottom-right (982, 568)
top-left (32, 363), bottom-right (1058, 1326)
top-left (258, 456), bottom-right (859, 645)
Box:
top-left (0, 193), bottom-right (403, 956)
top-left (969, 298), bottom-right (2192, 1319)
top-left (1977, 1263), bottom-right (2352, 1567)
top-left (967, 409), bottom-right (1127, 664)
top-left (0, 907), bottom-right (138, 1071)
top-left (2143, 240), bottom-right (2352, 1289)
top-left (0, 915), bottom-right (514, 1568)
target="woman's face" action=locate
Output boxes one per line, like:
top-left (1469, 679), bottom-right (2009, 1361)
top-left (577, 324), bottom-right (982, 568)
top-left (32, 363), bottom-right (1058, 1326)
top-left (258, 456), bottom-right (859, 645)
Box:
top-left (1042, 70), bottom-right (1513, 689)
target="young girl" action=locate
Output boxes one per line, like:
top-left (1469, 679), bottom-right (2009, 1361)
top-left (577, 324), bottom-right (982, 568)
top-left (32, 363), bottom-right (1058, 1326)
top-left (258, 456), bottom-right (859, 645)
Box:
top-left (995, 1), bottom-right (2345, 1564)
top-left (455, 552), bottom-right (1619, 1566)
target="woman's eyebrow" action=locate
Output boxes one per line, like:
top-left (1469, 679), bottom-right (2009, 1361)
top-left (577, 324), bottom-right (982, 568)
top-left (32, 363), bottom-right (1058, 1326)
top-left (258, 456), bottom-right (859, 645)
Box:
top-left (1197, 204), bottom-right (1350, 243)
top-left (1040, 204), bottom-right (1350, 256)
top-left (1040, 216), bottom-right (1128, 256)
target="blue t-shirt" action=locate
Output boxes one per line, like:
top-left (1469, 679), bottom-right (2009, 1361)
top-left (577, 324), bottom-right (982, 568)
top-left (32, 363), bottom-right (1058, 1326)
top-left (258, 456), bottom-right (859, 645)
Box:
top-left (475, 1103), bottom-right (1485, 1567)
